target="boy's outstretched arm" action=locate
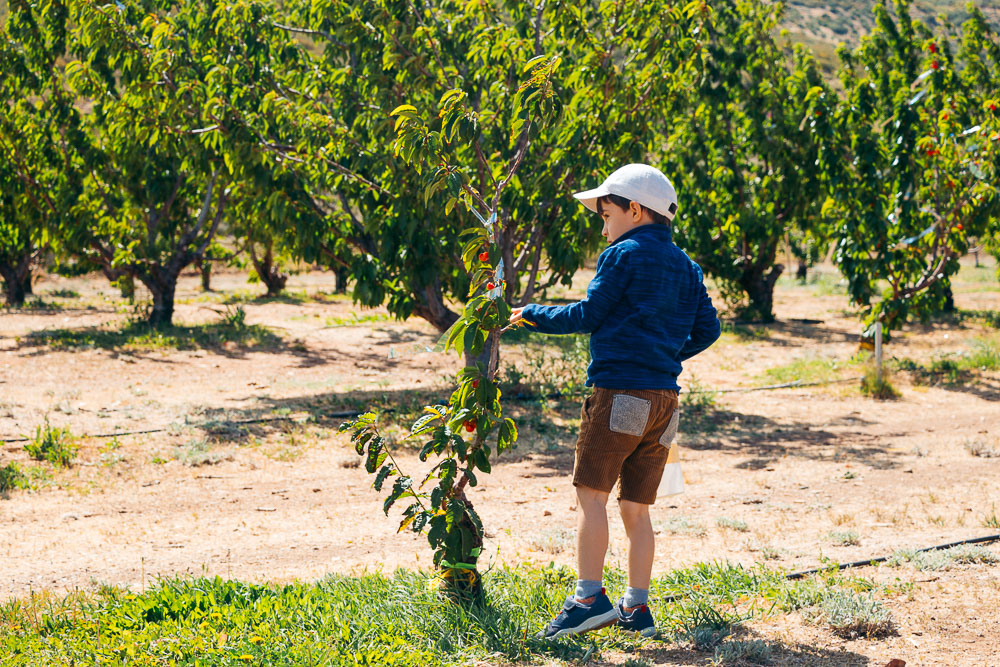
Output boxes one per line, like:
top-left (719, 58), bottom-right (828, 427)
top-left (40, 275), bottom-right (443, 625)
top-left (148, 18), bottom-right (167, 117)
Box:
top-left (677, 273), bottom-right (721, 362)
top-left (514, 250), bottom-right (629, 335)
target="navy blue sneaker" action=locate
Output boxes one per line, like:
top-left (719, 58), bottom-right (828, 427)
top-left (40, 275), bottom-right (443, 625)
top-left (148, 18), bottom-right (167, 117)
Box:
top-left (536, 588), bottom-right (619, 639)
top-left (614, 598), bottom-right (657, 637)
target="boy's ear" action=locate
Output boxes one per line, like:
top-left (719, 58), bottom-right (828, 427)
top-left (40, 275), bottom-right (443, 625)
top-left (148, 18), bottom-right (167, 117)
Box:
top-left (630, 200), bottom-right (642, 220)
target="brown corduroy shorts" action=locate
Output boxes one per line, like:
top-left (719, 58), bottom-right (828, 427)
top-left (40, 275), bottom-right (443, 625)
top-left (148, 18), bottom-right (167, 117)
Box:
top-left (573, 387), bottom-right (679, 505)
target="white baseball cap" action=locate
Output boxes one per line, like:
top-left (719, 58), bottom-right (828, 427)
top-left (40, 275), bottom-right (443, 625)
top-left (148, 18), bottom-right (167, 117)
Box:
top-left (573, 163), bottom-right (678, 221)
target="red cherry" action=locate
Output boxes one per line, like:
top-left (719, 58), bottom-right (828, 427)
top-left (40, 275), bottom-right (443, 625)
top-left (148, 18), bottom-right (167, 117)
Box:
top-left (991, 104), bottom-right (998, 112)
top-left (486, 282), bottom-right (495, 290)
top-left (941, 113), bottom-right (948, 121)
top-left (956, 224), bottom-right (964, 232)
top-left (931, 60), bottom-right (940, 70)
top-left (478, 251), bottom-right (489, 262)
top-left (464, 420), bottom-right (476, 433)
top-left (929, 43), bottom-right (937, 54)
top-left (472, 380), bottom-right (479, 389)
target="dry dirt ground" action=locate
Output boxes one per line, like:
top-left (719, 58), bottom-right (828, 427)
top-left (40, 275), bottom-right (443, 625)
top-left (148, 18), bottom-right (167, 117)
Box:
top-left (1, 260), bottom-right (999, 666)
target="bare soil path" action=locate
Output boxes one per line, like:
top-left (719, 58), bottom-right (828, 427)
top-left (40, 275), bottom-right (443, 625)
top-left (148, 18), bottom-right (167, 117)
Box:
top-left (1, 262), bottom-right (999, 665)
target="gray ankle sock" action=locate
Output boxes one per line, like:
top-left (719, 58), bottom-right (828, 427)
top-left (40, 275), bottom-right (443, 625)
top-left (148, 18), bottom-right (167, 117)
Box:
top-left (574, 579), bottom-right (602, 600)
top-left (623, 587), bottom-right (649, 608)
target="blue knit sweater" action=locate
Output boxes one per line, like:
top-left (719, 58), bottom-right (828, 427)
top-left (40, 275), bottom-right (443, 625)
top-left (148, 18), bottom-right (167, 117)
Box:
top-left (521, 224), bottom-right (720, 391)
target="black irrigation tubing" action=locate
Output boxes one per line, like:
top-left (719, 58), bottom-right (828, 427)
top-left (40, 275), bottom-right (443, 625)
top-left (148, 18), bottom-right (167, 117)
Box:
top-left (0, 416), bottom-right (300, 444)
top-left (2, 375), bottom-right (869, 442)
top-left (654, 533), bottom-right (1000, 604)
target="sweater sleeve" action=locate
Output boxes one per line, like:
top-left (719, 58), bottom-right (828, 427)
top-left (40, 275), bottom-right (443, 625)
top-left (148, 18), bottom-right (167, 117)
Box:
top-left (676, 265), bottom-right (721, 361)
top-left (520, 247), bottom-right (629, 335)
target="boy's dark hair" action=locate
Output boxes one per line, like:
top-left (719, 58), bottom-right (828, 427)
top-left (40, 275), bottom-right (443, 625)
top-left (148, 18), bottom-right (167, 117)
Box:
top-left (596, 193), bottom-right (671, 225)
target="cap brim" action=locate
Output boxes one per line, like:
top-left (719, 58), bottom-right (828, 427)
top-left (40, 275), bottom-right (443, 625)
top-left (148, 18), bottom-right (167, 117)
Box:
top-left (572, 187), bottom-right (609, 214)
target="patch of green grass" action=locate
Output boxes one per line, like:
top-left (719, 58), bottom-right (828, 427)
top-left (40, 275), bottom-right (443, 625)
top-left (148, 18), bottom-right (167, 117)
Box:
top-left (22, 310), bottom-right (281, 352)
top-left (886, 544), bottom-right (999, 571)
top-left (827, 530), bottom-right (860, 546)
top-left (24, 419), bottom-right (77, 468)
top-left (45, 289), bottom-right (81, 299)
top-left (860, 365), bottom-right (901, 400)
top-left (0, 559), bottom-right (924, 665)
top-left (679, 375), bottom-right (721, 434)
top-left (0, 463), bottom-right (27, 493)
top-left (712, 638), bottom-right (774, 666)
top-left (895, 336), bottom-right (1000, 385)
top-left (502, 333), bottom-right (591, 401)
top-left (982, 506), bottom-right (1000, 530)
top-left (814, 589), bottom-right (894, 639)
top-left (655, 515), bottom-right (707, 537)
top-left (719, 321), bottom-right (772, 342)
top-left (324, 311), bottom-right (393, 327)
top-left (717, 517), bottom-right (749, 533)
top-left (760, 353), bottom-right (863, 386)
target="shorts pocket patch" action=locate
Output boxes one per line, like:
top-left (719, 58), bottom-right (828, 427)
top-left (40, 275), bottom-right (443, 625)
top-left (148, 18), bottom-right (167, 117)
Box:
top-left (609, 394), bottom-right (651, 436)
top-left (658, 410), bottom-right (679, 447)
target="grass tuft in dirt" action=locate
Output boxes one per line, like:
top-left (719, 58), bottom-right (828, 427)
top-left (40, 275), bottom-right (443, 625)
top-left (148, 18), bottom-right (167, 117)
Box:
top-left (24, 419), bottom-right (77, 468)
top-left (712, 638), bottom-right (774, 665)
top-left (860, 366), bottom-right (901, 400)
top-left (655, 515), bottom-right (707, 537)
top-left (964, 438), bottom-right (1000, 458)
top-left (886, 544), bottom-right (999, 571)
top-left (717, 517), bottom-right (749, 533)
top-left (0, 463), bottom-right (27, 493)
top-left (827, 530), bottom-right (861, 546)
top-left (815, 589), bottom-right (894, 639)
top-left (673, 601), bottom-right (737, 650)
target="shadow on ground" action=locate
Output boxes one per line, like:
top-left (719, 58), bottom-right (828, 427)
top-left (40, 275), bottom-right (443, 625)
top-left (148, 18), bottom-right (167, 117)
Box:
top-left (180, 385), bottom-right (914, 477)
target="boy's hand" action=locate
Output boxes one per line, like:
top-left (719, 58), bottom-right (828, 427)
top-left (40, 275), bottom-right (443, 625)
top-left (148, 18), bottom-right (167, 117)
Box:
top-left (504, 307), bottom-right (535, 332)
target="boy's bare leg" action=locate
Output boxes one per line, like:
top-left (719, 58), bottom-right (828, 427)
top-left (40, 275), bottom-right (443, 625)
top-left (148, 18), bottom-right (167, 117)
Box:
top-left (619, 499), bottom-right (654, 591)
top-left (576, 485), bottom-right (610, 583)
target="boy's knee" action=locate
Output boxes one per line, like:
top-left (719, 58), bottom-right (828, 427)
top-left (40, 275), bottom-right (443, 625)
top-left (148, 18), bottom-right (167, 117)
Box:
top-left (618, 499), bottom-right (650, 522)
top-left (576, 484), bottom-right (610, 511)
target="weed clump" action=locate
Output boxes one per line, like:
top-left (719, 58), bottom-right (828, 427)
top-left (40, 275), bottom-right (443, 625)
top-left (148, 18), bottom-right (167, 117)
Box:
top-left (964, 438), bottom-right (1000, 458)
top-left (24, 420), bottom-right (77, 467)
top-left (717, 517), bottom-right (749, 533)
top-left (712, 639), bottom-right (773, 665)
top-left (886, 544), bottom-right (999, 571)
top-left (0, 463), bottom-right (27, 493)
top-left (827, 530), bottom-right (861, 546)
top-left (860, 366), bottom-right (900, 399)
top-left (815, 589), bottom-right (894, 638)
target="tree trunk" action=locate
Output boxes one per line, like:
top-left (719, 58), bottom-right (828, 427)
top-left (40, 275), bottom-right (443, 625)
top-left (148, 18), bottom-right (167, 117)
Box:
top-left (412, 278), bottom-right (460, 333)
top-left (0, 254), bottom-right (32, 307)
top-left (334, 266), bottom-right (349, 294)
top-left (248, 239), bottom-right (287, 297)
top-left (0, 264), bottom-right (27, 307)
top-left (21, 270), bottom-right (33, 297)
top-left (199, 260), bottom-right (212, 292)
top-left (139, 273), bottom-right (178, 328)
top-left (796, 260), bottom-right (807, 281)
top-left (941, 283), bottom-right (955, 313)
top-left (738, 263), bottom-right (784, 323)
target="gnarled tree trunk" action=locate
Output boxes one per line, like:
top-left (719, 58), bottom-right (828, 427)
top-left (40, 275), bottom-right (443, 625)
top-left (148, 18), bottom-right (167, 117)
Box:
top-left (738, 262), bottom-right (784, 323)
top-left (0, 253), bottom-right (32, 307)
top-left (248, 238), bottom-right (287, 297)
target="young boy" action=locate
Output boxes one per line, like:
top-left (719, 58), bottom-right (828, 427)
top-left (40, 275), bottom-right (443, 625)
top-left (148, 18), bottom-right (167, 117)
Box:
top-left (510, 163), bottom-right (721, 639)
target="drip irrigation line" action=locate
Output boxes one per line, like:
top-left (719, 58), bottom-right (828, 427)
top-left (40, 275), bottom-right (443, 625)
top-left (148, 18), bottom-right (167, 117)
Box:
top-left (655, 533), bottom-right (1000, 604)
top-left (0, 416), bottom-right (300, 444)
top-left (1, 374), bottom-right (868, 443)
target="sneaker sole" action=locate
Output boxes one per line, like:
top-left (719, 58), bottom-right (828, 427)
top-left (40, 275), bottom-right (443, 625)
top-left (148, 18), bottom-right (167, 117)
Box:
top-left (543, 609), bottom-right (619, 639)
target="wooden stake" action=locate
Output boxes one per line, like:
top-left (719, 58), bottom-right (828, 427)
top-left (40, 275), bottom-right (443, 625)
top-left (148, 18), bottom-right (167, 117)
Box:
top-left (875, 321), bottom-right (884, 384)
